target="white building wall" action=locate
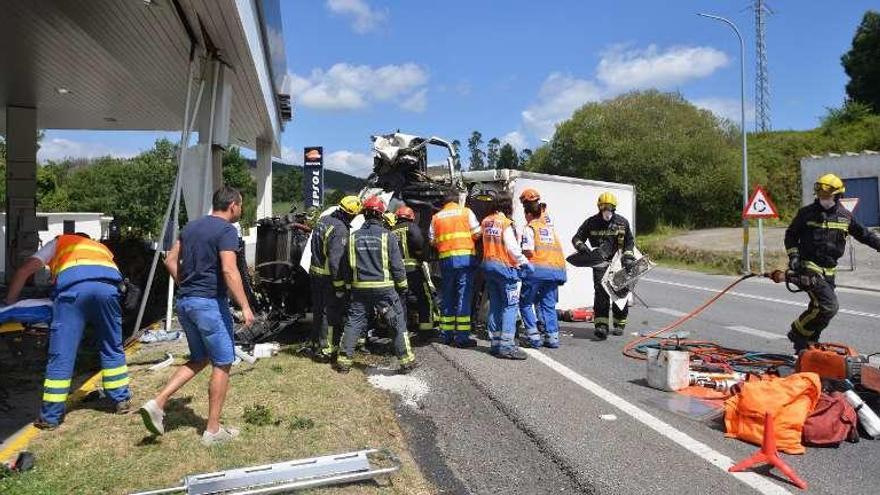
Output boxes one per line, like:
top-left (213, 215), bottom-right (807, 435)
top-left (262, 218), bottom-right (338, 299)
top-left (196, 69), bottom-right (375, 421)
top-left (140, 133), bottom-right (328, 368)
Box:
top-left (0, 212), bottom-right (109, 275)
top-left (800, 153), bottom-right (880, 206)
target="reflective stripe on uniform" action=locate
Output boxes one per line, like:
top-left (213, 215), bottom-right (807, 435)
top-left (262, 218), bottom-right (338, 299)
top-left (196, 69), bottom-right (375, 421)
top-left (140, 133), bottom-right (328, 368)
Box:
top-left (436, 232), bottom-right (473, 242)
top-left (439, 249), bottom-right (475, 259)
top-left (102, 365), bottom-right (128, 378)
top-left (806, 220), bottom-right (849, 231)
top-left (44, 378), bottom-right (71, 389)
top-left (805, 261), bottom-right (836, 276)
top-left (43, 393), bottom-right (68, 402)
top-left (103, 376), bottom-right (130, 389)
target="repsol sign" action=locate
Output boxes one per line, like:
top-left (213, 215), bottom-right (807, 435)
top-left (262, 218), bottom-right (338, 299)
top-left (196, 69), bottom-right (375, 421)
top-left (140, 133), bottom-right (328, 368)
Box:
top-left (302, 146), bottom-right (324, 209)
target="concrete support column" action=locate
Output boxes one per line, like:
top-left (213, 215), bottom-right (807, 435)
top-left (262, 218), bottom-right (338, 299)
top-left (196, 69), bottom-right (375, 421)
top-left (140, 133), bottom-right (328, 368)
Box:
top-left (255, 138), bottom-right (273, 220)
top-left (5, 106), bottom-right (38, 281)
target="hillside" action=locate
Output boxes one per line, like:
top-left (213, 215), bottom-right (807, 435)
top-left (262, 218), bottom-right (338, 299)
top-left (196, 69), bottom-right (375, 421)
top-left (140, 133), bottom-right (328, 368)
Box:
top-left (245, 159), bottom-right (366, 193)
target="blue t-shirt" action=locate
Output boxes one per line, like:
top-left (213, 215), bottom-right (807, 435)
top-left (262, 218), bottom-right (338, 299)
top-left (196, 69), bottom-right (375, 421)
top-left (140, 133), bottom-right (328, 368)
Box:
top-left (177, 215), bottom-right (239, 299)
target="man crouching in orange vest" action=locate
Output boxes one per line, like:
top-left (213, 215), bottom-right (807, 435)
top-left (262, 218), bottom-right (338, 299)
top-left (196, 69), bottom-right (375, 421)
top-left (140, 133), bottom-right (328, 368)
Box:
top-left (5, 233), bottom-right (130, 429)
top-left (430, 189), bottom-right (482, 346)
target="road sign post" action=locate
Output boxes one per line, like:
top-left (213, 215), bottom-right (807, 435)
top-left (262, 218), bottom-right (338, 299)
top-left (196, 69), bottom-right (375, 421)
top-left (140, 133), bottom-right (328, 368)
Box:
top-left (742, 186), bottom-right (780, 274)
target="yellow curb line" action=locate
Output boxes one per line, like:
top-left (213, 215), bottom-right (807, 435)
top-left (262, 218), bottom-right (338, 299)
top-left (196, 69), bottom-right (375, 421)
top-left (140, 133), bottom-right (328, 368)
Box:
top-left (1, 342), bottom-right (141, 464)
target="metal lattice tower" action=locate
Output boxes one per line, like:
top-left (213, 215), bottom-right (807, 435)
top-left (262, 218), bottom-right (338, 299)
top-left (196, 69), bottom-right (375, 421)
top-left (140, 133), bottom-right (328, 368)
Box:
top-left (753, 0), bottom-right (772, 132)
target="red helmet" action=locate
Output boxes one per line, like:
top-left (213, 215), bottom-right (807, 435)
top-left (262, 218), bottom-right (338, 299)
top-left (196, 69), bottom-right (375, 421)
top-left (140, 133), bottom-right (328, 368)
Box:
top-left (362, 196), bottom-right (386, 214)
top-left (395, 206), bottom-right (415, 221)
top-left (519, 188), bottom-right (541, 203)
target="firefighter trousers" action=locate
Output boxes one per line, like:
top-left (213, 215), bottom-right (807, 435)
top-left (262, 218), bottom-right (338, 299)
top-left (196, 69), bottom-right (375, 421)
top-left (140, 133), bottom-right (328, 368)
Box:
top-left (310, 275), bottom-right (344, 356)
top-left (337, 289), bottom-right (414, 366)
top-left (592, 266), bottom-right (628, 330)
top-left (791, 274), bottom-right (838, 341)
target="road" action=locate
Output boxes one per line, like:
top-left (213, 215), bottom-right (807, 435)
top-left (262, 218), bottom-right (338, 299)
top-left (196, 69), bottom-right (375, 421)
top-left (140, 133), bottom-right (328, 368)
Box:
top-left (401, 266), bottom-right (880, 494)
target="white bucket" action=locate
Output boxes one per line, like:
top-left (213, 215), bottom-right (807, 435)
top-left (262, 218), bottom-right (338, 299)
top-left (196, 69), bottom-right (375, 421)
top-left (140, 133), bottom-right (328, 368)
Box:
top-left (646, 348), bottom-right (690, 392)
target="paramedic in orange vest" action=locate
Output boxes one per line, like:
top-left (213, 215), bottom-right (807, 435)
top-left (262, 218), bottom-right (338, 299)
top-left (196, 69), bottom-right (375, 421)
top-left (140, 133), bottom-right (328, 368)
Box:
top-left (479, 190), bottom-right (532, 359)
top-left (519, 199), bottom-right (567, 348)
top-left (429, 189), bottom-right (481, 346)
top-left (5, 233), bottom-right (130, 429)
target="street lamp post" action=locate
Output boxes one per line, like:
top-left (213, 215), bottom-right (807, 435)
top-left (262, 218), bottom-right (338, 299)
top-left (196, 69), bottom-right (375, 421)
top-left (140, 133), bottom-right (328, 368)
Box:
top-left (698, 13), bottom-right (750, 274)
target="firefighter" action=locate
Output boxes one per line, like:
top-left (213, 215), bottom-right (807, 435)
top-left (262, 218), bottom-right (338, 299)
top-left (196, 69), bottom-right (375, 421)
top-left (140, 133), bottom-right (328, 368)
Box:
top-left (572, 192), bottom-right (635, 340)
top-left (480, 190), bottom-right (532, 359)
top-left (335, 197), bottom-right (415, 374)
top-left (309, 195), bottom-right (362, 362)
top-left (393, 205), bottom-right (435, 339)
top-left (429, 189), bottom-right (482, 347)
top-left (785, 173), bottom-right (880, 352)
top-left (5, 233), bottom-right (130, 429)
top-left (520, 200), bottom-right (567, 348)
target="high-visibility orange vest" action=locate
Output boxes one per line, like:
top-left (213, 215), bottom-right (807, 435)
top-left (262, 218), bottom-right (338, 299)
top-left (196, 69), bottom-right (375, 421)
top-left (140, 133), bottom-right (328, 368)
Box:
top-left (481, 213), bottom-right (517, 268)
top-left (432, 202), bottom-right (475, 259)
top-left (49, 235), bottom-right (118, 277)
top-left (528, 218), bottom-right (566, 272)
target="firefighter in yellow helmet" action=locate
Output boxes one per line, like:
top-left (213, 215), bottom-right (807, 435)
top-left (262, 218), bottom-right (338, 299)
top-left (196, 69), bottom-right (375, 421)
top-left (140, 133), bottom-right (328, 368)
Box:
top-left (308, 195), bottom-right (362, 361)
top-left (571, 191), bottom-right (634, 340)
top-left (785, 173), bottom-right (880, 352)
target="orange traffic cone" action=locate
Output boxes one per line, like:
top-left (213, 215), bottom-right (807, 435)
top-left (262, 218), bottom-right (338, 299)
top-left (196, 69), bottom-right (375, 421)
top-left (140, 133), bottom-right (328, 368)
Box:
top-left (728, 412), bottom-right (808, 490)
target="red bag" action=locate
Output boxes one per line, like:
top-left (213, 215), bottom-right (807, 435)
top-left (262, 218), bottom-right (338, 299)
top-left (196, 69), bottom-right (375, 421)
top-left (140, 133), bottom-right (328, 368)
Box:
top-left (802, 392), bottom-right (859, 447)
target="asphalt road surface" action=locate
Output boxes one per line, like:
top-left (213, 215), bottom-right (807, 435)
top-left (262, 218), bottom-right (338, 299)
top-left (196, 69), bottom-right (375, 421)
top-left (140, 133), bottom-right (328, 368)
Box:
top-left (403, 266), bottom-right (880, 494)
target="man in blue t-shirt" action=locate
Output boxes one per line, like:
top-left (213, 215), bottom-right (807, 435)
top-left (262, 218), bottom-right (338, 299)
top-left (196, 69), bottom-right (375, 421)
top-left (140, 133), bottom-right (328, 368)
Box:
top-left (139, 186), bottom-right (255, 446)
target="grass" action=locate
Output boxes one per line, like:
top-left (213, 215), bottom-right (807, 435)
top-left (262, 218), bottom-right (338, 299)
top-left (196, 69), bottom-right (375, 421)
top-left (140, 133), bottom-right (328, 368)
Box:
top-left (638, 226), bottom-right (788, 276)
top-left (0, 342), bottom-right (433, 495)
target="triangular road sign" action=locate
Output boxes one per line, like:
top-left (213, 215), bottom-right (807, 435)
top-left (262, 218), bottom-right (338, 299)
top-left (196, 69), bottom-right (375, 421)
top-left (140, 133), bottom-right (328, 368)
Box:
top-left (742, 186), bottom-right (779, 219)
top-left (839, 197), bottom-right (859, 214)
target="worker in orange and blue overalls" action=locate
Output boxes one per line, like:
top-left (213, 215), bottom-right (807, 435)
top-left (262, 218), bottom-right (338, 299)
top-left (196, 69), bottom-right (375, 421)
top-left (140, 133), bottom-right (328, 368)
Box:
top-left (5, 233), bottom-right (130, 429)
top-left (785, 173), bottom-right (880, 352)
top-left (479, 190), bottom-right (532, 359)
top-left (519, 197), bottom-right (567, 348)
top-left (430, 189), bottom-right (481, 347)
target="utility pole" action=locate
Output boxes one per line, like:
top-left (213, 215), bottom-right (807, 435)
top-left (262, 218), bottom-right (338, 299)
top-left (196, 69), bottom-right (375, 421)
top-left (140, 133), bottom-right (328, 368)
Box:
top-left (754, 0), bottom-right (772, 132)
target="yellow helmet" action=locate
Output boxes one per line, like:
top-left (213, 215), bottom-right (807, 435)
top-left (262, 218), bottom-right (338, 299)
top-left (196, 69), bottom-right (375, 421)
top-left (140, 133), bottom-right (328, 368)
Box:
top-left (597, 192), bottom-right (617, 210)
top-left (338, 195), bottom-right (363, 215)
top-left (814, 173), bottom-right (845, 196)
top-left (383, 212), bottom-right (397, 228)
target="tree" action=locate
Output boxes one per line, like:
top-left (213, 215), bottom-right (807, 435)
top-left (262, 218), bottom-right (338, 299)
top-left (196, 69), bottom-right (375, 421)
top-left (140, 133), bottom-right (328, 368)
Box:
top-left (273, 165), bottom-right (303, 206)
top-left (842, 11), bottom-right (880, 113)
top-left (528, 90), bottom-right (741, 231)
top-left (486, 138), bottom-right (501, 169)
top-left (467, 131), bottom-right (485, 170)
top-left (497, 143), bottom-right (520, 169)
top-left (222, 147), bottom-right (257, 227)
top-left (518, 148), bottom-right (533, 166)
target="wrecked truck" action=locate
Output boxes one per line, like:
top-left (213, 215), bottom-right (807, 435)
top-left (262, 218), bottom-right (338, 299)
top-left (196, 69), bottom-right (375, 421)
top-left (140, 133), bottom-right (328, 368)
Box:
top-left (259, 132), bottom-right (636, 334)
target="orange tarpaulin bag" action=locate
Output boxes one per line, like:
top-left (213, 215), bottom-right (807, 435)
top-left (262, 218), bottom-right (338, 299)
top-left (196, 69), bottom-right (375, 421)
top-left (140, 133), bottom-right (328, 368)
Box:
top-left (724, 373), bottom-right (821, 454)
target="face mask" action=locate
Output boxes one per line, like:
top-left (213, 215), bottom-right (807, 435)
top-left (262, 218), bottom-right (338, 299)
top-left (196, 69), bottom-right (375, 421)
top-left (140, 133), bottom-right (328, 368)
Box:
top-left (601, 210), bottom-right (613, 221)
top-left (819, 198), bottom-right (835, 210)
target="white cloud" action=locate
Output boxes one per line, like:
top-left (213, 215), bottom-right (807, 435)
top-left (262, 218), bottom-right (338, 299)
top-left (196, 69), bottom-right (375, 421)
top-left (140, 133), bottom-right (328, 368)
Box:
top-left (326, 0), bottom-right (387, 34)
top-left (691, 97), bottom-right (756, 125)
top-left (280, 145), bottom-right (299, 164)
top-left (325, 150), bottom-right (374, 178)
top-left (512, 44), bottom-right (730, 147)
top-left (501, 131), bottom-right (528, 150)
top-left (399, 89), bottom-right (427, 113)
top-left (37, 138), bottom-right (138, 162)
top-left (521, 73), bottom-right (603, 139)
top-left (288, 63), bottom-right (429, 112)
top-left (597, 44), bottom-right (729, 92)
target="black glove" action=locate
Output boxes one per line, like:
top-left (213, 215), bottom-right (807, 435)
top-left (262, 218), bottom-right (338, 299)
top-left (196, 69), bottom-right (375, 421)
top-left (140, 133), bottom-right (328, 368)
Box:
top-left (622, 253), bottom-right (636, 270)
top-left (788, 254), bottom-right (801, 272)
top-left (574, 240), bottom-right (588, 253)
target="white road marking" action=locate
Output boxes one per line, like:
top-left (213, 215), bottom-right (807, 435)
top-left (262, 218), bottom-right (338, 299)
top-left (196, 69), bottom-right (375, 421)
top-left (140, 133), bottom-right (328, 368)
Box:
top-left (643, 277), bottom-right (880, 320)
top-left (649, 307), bottom-right (688, 317)
top-left (725, 325), bottom-right (785, 340)
top-left (525, 349), bottom-right (791, 495)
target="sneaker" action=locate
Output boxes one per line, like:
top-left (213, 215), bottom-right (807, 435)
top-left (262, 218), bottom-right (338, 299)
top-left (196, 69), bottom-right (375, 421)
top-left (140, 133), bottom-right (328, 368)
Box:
top-left (520, 338), bottom-right (543, 349)
top-left (398, 361), bottom-right (419, 375)
top-left (33, 417), bottom-right (59, 430)
top-left (201, 425), bottom-right (240, 446)
top-left (496, 349), bottom-right (528, 360)
top-left (115, 400), bottom-right (133, 415)
top-left (453, 338), bottom-right (478, 348)
top-left (543, 341), bottom-right (560, 349)
top-left (594, 327), bottom-right (608, 340)
top-left (138, 399), bottom-right (165, 435)
top-left (611, 327), bottom-right (624, 336)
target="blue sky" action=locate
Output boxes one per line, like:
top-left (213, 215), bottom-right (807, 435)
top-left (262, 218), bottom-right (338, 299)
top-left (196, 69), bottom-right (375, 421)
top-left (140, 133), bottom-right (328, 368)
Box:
top-left (40, 0), bottom-right (877, 178)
